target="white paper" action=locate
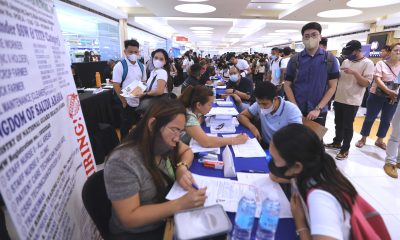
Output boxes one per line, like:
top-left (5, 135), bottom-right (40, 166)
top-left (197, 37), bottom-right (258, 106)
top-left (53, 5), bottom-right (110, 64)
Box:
top-left (236, 173), bottom-right (292, 218)
top-left (230, 138), bottom-right (267, 158)
top-left (210, 124), bottom-right (236, 134)
top-left (189, 134), bottom-right (220, 154)
top-left (166, 174), bottom-right (259, 213)
top-left (222, 146), bottom-right (236, 178)
top-left (216, 101), bottom-right (234, 107)
top-left (206, 107), bottom-right (239, 116)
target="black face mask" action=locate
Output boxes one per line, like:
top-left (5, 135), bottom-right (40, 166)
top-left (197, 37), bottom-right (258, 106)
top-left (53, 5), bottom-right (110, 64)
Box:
top-left (268, 160), bottom-right (292, 180)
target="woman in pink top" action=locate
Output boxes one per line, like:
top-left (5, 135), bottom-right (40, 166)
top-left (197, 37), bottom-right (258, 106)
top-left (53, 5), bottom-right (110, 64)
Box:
top-left (356, 43), bottom-right (400, 150)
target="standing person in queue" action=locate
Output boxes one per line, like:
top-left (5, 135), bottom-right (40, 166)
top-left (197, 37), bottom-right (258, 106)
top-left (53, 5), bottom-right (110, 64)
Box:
top-left (284, 22), bottom-right (340, 126)
top-left (112, 39), bottom-right (147, 139)
top-left (104, 99), bottom-right (206, 240)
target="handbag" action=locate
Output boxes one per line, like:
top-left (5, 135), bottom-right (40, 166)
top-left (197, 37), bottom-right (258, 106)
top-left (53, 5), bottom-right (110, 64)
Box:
top-left (375, 61), bottom-right (399, 97)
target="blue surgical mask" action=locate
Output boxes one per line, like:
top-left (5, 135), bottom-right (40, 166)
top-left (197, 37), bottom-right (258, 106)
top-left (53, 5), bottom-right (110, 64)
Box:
top-left (230, 74), bottom-right (239, 82)
top-left (271, 55), bottom-right (277, 60)
top-left (347, 54), bottom-right (357, 61)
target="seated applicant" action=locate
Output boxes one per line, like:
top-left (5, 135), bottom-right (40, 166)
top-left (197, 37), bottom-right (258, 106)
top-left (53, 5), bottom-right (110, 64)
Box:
top-left (223, 65), bottom-right (255, 111)
top-left (238, 81), bottom-right (302, 148)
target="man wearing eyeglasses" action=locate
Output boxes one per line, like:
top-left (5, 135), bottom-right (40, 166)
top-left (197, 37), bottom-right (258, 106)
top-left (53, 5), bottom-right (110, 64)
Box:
top-left (284, 22), bottom-right (340, 126)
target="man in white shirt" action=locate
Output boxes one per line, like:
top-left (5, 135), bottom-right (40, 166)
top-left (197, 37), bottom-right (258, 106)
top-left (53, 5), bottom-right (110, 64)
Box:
top-left (226, 52), bottom-right (251, 78)
top-left (325, 40), bottom-right (374, 160)
top-left (269, 47), bottom-right (283, 87)
top-left (112, 39), bottom-right (147, 139)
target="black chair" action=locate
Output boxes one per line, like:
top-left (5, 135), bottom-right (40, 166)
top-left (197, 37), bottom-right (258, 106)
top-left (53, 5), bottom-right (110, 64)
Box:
top-left (82, 170), bottom-right (112, 240)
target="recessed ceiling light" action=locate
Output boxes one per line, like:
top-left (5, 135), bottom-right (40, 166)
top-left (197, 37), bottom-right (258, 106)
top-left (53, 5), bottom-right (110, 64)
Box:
top-left (192, 30), bottom-right (213, 34)
top-left (317, 9), bottom-right (362, 18)
top-left (190, 26), bottom-right (214, 31)
top-left (178, 0), bottom-right (209, 2)
top-left (257, 5), bottom-right (262, 9)
top-left (174, 4), bottom-right (216, 14)
top-left (275, 29), bottom-right (298, 33)
top-left (347, 0), bottom-right (400, 8)
top-left (268, 33), bottom-right (286, 36)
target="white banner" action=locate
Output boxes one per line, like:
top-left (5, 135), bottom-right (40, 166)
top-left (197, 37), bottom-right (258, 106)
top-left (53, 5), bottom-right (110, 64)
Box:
top-left (0, 0), bottom-right (99, 239)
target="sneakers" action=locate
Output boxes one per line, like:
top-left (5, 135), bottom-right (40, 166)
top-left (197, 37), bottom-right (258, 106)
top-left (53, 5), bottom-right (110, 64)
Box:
top-left (383, 163), bottom-right (398, 178)
top-left (336, 151), bottom-right (349, 160)
top-left (325, 142), bottom-right (342, 150)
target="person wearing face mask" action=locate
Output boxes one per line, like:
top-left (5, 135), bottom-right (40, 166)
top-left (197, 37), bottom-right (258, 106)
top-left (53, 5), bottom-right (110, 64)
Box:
top-left (226, 52), bottom-right (251, 78)
top-left (224, 66), bottom-right (255, 111)
top-left (268, 124), bottom-right (389, 240)
top-left (284, 22), bottom-right (340, 126)
top-left (179, 85), bottom-right (248, 147)
top-left (268, 48), bottom-right (283, 87)
top-left (113, 39), bottom-right (147, 139)
top-left (104, 99), bottom-right (207, 239)
top-left (238, 81), bottom-right (302, 149)
top-left (356, 43), bottom-right (400, 155)
top-left (325, 40), bottom-right (374, 160)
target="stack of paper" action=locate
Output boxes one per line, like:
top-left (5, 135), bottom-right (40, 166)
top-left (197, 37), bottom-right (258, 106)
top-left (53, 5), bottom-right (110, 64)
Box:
top-left (222, 135), bottom-right (266, 158)
top-left (189, 134), bottom-right (220, 154)
top-left (206, 107), bottom-right (239, 116)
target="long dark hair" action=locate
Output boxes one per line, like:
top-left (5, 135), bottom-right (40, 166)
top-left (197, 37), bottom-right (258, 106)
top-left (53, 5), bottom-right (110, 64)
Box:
top-left (179, 85), bottom-right (213, 110)
top-left (272, 124), bottom-right (357, 213)
top-left (115, 99), bottom-right (186, 201)
top-left (151, 49), bottom-right (173, 92)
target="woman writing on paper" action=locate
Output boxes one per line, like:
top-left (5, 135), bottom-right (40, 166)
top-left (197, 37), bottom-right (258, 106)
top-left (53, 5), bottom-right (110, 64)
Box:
top-left (268, 124), bottom-right (389, 239)
top-left (179, 85), bottom-right (248, 147)
top-left (104, 99), bottom-right (206, 240)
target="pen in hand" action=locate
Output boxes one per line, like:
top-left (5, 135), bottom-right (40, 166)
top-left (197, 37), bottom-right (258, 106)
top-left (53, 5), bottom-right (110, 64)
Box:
top-left (191, 183), bottom-right (199, 190)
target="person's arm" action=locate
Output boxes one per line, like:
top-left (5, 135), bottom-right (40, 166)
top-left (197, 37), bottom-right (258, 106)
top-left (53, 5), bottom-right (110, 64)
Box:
top-left (225, 89), bottom-right (250, 101)
top-left (112, 64), bottom-right (127, 107)
top-left (112, 188), bottom-right (207, 229)
top-left (185, 125), bottom-right (248, 148)
top-left (147, 79), bottom-right (167, 96)
top-left (341, 67), bottom-right (370, 87)
top-left (175, 142), bottom-right (196, 190)
top-left (307, 79), bottom-right (337, 120)
top-left (238, 109), bottom-right (261, 141)
top-left (284, 81), bottom-right (297, 105)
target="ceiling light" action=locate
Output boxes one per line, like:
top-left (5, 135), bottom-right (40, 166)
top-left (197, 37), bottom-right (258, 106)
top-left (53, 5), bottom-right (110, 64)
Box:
top-left (347, 0), bottom-right (400, 8)
top-left (317, 9), bottom-right (362, 18)
top-left (190, 26), bottom-right (214, 31)
top-left (268, 33), bottom-right (286, 36)
top-left (178, 0), bottom-right (209, 2)
top-left (192, 30), bottom-right (213, 34)
top-left (275, 29), bottom-right (298, 33)
top-left (257, 5), bottom-right (261, 9)
top-left (174, 4), bottom-right (216, 14)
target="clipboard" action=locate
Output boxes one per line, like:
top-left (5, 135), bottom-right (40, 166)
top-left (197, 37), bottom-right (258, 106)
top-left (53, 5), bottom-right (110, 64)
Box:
top-left (302, 117), bottom-right (328, 140)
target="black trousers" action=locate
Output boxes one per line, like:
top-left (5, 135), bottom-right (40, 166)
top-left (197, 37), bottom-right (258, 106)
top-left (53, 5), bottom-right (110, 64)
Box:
top-left (333, 101), bottom-right (359, 152)
top-left (120, 105), bottom-right (139, 140)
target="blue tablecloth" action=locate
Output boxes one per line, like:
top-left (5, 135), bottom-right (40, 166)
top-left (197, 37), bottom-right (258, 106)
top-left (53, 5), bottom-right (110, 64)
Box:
top-left (188, 95), bottom-right (297, 239)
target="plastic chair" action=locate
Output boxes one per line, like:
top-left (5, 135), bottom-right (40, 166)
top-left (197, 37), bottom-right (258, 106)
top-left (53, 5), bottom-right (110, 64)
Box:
top-left (82, 170), bottom-right (111, 240)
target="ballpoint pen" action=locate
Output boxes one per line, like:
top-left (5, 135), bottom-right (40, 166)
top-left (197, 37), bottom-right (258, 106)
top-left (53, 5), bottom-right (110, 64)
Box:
top-left (191, 183), bottom-right (199, 190)
top-left (241, 170), bottom-right (267, 174)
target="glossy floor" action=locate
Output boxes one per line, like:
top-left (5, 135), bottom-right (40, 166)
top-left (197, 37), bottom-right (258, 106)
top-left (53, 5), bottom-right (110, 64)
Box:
top-left (324, 109), bottom-right (400, 239)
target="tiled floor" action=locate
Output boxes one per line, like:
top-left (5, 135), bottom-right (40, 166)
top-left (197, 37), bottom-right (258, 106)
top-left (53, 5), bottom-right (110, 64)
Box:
top-left (324, 109), bottom-right (400, 239)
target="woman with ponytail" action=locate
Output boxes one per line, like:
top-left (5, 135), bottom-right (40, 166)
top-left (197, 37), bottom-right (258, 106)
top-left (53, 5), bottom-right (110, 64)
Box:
top-left (268, 123), bottom-right (357, 239)
top-left (179, 85), bottom-right (248, 147)
top-left (104, 99), bottom-right (206, 239)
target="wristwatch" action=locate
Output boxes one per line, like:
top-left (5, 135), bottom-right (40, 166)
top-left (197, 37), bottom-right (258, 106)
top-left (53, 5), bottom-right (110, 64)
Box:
top-left (176, 162), bottom-right (189, 170)
top-left (315, 105), bottom-right (322, 111)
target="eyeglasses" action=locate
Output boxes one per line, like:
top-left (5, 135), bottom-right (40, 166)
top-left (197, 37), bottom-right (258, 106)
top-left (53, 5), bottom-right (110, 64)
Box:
top-left (303, 33), bottom-right (320, 40)
top-left (166, 126), bottom-right (183, 136)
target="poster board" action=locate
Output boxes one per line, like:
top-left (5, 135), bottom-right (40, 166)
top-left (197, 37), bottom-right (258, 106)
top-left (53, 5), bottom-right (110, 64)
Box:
top-left (0, 0), bottom-right (99, 239)
top-left (367, 31), bottom-right (392, 63)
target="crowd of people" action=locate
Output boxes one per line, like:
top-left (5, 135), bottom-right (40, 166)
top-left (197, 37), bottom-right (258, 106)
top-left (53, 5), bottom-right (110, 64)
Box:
top-left (102, 21), bottom-right (396, 239)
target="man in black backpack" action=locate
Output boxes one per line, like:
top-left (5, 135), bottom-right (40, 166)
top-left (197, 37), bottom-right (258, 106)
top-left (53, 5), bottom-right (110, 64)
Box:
top-left (112, 39), bottom-right (147, 139)
top-left (284, 22), bottom-right (340, 126)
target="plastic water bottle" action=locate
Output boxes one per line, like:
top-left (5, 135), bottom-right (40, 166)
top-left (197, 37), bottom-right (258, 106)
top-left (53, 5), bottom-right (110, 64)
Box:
top-left (231, 191), bottom-right (257, 240)
top-left (255, 197), bottom-right (280, 240)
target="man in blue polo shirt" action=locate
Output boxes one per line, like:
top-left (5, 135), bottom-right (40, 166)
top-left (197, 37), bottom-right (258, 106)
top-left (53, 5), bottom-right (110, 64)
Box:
top-left (238, 81), bottom-right (302, 148)
top-left (284, 22), bottom-right (339, 126)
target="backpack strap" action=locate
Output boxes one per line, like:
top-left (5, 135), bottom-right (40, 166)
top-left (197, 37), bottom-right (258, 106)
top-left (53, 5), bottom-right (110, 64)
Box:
top-left (146, 71), bottom-right (158, 92)
top-left (289, 53), bottom-right (300, 84)
top-left (325, 51), bottom-right (335, 75)
top-left (138, 61), bottom-right (145, 77)
top-left (121, 59), bottom-right (128, 88)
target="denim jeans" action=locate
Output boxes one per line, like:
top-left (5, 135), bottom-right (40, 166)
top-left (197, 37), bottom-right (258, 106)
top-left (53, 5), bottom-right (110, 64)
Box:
top-left (386, 103), bottom-right (400, 164)
top-left (360, 93), bottom-right (398, 138)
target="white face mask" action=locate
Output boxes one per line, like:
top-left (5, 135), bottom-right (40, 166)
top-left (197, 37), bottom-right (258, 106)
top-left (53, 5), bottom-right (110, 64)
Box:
top-left (153, 59), bottom-right (165, 69)
top-left (127, 54), bottom-right (138, 62)
top-left (303, 38), bottom-right (319, 50)
top-left (260, 100), bottom-right (274, 115)
top-left (229, 74), bottom-right (239, 82)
